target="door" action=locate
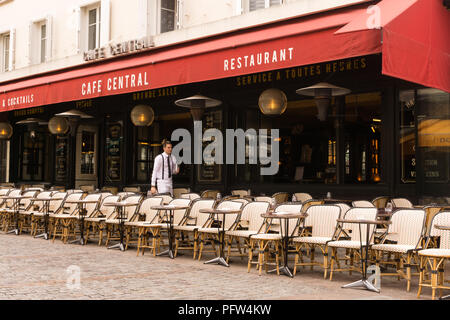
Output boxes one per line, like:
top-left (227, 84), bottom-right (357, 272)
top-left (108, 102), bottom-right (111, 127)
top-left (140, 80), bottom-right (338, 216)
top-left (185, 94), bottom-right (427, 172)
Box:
top-left (75, 124), bottom-right (98, 189)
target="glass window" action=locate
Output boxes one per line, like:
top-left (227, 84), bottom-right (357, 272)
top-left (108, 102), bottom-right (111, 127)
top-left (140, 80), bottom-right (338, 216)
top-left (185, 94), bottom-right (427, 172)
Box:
top-left (2, 33), bottom-right (9, 72)
top-left (136, 125), bottom-right (160, 182)
top-left (55, 136), bottom-right (68, 182)
top-left (249, 0), bottom-right (282, 11)
top-left (40, 24), bottom-right (46, 63)
top-left (105, 122), bottom-right (122, 182)
top-left (0, 140), bottom-right (9, 182)
top-left (417, 88), bottom-right (450, 183)
top-left (399, 90), bottom-right (417, 183)
top-left (81, 131), bottom-right (95, 175)
top-left (19, 131), bottom-right (46, 181)
top-left (161, 0), bottom-right (176, 33)
top-left (88, 7), bottom-right (100, 50)
top-left (344, 92), bottom-right (383, 184)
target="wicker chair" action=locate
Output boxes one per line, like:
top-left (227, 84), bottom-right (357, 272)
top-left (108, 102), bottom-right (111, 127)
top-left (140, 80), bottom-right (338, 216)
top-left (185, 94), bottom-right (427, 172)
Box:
top-left (225, 201), bottom-right (271, 263)
top-left (200, 190), bottom-right (220, 199)
top-left (293, 192), bottom-right (313, 203)
top-left (197, 200), bottom-right (244, 261)
top-left (50, 192), bottom-right (84, 242)
top-left (293, 204), bottom-right (342, 278)
top-left (173, 187), bottom-right (190, 199)
top-left (328, 207), bottom-right (378, 281)
top-left (371, 209), bottom-right (426, 291)
top-left (181, 193), bottom-right (201, 200)
top-left (352, 200), bottom-right (376, 208)
top-left (231, 189), bottom-right (250, 197)
top-left (247, 203), bottom-right (303, 276)
top-left (173, 199), bottom-right (216, 259)
top-left (272, 192), bottom-right (290, 205)
top-left (84, 195), bottom-right (120, 245)
top-left (417, 211), bottom-right (450, 299)
top-left (372, 196), bottom-right (390, 209)
top-left (391, 198), bottom-right (414, 209)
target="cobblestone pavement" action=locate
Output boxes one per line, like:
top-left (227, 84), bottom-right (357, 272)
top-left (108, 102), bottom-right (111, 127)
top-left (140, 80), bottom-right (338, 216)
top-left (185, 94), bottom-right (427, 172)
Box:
top-left (0, 233), bottom-right (442, 300)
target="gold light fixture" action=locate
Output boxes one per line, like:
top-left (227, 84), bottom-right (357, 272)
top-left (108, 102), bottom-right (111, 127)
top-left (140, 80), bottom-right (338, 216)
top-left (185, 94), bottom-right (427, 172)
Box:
top-left (296, 82), bottom-right (351, 121)
top-left (0, 122), bottom-right (13, 140)
top-left (258, 88), bottom-right (287, 116)
top-left (48, 117), bottom-right (70, 135)
top-left (130, 105), bottom-right (155, 126)
top-left (175, 95), bottom-right (222, 121)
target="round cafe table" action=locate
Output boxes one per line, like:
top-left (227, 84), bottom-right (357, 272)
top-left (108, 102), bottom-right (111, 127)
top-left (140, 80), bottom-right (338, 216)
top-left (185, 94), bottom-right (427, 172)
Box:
top-left (31, 196), bottom-right (65, 240)
top-left (65, 199), bottom-right (99, 245)
top-left (199, 208), bottom-right (242, 267)
top-left (151, 205), bottom-right (190, 259)
top-left (336, 218), bottom-right (391, 293)
top-left (0, 195), bottom-right (33, 236)
top-left (104, 201), bottom-right (138, 251)
top-left (261, 212), bottom-right (307, 278)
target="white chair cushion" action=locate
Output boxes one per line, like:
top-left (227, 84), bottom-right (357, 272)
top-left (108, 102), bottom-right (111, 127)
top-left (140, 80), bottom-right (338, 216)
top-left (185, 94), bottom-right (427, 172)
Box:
top-left (371, 244), bottom-right (419, 253)
top-left (250, 233), bottom-right (282, 241)
top-left (292, 236), bottom-right (332, 245)
top-left (226, 230), bottom-right (258, 238)
top-left (327, 240), bottom-right (366, 249)
top-left (418, 249), bottom-right (450, 258)
top-left (173, 225), bottom-right (199, 232)
top-left (197, 227), bottom-right (219, 234)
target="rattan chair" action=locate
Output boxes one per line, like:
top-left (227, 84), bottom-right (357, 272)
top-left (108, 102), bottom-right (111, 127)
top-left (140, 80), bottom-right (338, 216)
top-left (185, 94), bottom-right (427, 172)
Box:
top-left (272, 192), bottom-right (290, 205)
top-left (293, 204), bottom-right (342, 278)
top-left (173, 199), bottom-right (216, 259)
top-left (391, 198), bottom-right (414, 208)
top-left (231, 189), bottom-right (250, 197)
top-left (225, 201), bottom-right (271, 263)
top-left (417, 211), bottom-right (450, 300)
top-left (372, 209), bottom-right (426, 291)
top-left (372, 196), bottom-right (390, 209)
top-left (173, 187), bottom-right (190, 199)
top-left (50, 192), bottom-right (83, 242)
top-left (327, 207), bottom-right (378, 281)
top-left (352, 200), bottom-right (376, 208)
top-left (200, 190), bottom-right (220, 199)
top-left (84, 195), bottom-right (120, 245)
top-left (197, 200), bottom-right (244, 261)
top-left (247, 203), bottom-right (303, 275)
top-left (181, 193), bottom-right (201, 200)
top-left (293, 192), bottom-right (313, 203)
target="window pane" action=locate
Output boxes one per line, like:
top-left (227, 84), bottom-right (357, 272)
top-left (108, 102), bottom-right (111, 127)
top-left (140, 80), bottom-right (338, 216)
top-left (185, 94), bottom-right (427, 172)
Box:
top-left (88, 25), bottom-right (96, 50)
top-left (3, 35), bottom-right (9, 71)
top-left (417, 89), bottom-right (450, 183)
top-left (89, 8), bottom-right (97, 24)
top-left (40, 24), bottom-right (46, 63)
top-left (81, 131), bottom-right (95, 175)
top-left (399, 90), bottom-right (416, 183)
top-left (270, 0), bottom-right (282, 6)
top-left (161, 0), bottom-right (175, 10)
top-left (161, 9), bottom-right (175, 33)
top-left (250, 0), bottom-right (266, 11)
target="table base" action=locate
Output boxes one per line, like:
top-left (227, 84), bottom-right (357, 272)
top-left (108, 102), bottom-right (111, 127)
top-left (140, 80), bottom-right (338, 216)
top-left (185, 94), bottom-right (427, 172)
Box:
top-left (268, 266), bottom-right (294, 278)
top-left (342, 279), bottom-right (380, 293)
top-left (440, 295), bottom-right (450, 300)
top-left (69, 237), bottom-right (85, 245)
top-left (34, 232), bottom-right (48, 240)
top-left (108, 242), bottom-right (125, 251)
top-left (157, 249), bottom-right (174, 259)
top-left (204, 256), bottom-right (229, 267)
top-left (7, 229), bottom-right (19, 236)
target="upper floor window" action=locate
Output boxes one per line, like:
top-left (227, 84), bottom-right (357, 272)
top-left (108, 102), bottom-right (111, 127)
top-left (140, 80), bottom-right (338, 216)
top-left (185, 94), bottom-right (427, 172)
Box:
top-left (0, 31), bottom-right (13, 72)
top-left (77, 0), bottom-right (110, 53)
top-left (88, 5), bottom-right (101, 50)
top-left (248, 0), bottom-right (282, 12)
top-left (161, 0), bottom-right (176, 33)
top-left (29, 17), bottom-right (52, 65)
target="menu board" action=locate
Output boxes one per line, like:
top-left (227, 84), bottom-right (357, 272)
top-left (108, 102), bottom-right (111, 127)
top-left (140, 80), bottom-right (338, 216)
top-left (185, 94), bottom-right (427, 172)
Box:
top-left (105, 122), bottom-right (122, 182)
top-left (197, 110), bottom-right (222, 183)
top-left (55, 136), bottom-right (68, 182)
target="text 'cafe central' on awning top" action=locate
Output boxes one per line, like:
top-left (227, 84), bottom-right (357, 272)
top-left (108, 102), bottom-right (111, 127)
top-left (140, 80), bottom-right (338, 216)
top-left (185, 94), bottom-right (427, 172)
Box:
top-left (0, 0), bottom-right (448, 202)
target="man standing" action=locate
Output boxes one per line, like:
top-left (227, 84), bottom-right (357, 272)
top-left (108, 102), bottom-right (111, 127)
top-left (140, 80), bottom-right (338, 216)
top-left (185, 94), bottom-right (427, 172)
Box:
top-left (150, 140), bottom-right (179, 196)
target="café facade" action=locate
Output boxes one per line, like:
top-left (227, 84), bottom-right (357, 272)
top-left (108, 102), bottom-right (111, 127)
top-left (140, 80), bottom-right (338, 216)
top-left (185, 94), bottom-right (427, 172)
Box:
top-left (0, 0), bottom-right (449, 203)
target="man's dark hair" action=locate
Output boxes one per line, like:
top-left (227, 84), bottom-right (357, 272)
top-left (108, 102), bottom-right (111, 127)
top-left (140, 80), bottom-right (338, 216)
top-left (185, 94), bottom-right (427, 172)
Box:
top-left (162, 139), bottom-right (172, 148)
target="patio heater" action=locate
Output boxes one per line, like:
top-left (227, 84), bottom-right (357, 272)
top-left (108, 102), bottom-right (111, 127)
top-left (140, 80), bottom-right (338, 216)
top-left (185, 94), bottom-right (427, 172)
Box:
top-left (175, 95), bottom-right (222, 121)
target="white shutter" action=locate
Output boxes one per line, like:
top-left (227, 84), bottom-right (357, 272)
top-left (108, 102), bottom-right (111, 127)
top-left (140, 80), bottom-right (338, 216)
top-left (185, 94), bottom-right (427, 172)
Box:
top-left (45, 15), bottom-right (53, 62)
top-left (176, 0), bottom-right (183, 30)
top-left (76, 7), bottom-right (81, 53)
top-left (138, 0), bottom-right (149, 38)
top-left (269, 0), bottom-right (282, 6)
top-left (8, 28), bottom-right (15, 71)
top-left (100, 0), bottom-right (110, 47)
top-left (234, 0), bottom-right (243, 15)
top-left (249, 0), bottom-right (266, 11)
top-left (28, 22), bottom-right (33, 65)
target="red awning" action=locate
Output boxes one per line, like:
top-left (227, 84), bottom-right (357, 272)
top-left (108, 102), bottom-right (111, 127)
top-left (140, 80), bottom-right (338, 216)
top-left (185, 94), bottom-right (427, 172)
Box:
top-left (0, 5), bottom-right (382, 112)
top-left (337, 0), bottom-right (450, 93)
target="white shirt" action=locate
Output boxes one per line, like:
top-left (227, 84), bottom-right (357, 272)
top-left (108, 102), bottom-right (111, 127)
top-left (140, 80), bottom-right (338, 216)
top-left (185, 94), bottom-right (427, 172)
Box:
top-left (151, 152), bottom-right (178, 186)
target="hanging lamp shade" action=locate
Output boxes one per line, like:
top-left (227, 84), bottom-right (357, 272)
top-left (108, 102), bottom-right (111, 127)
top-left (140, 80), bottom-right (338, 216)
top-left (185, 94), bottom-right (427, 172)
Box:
top-left (16, 118), bottom-right (42, 125)
top-left (48, 117), bottom-right (70, 135)
top-left (296, 82), bottom-right (351, 121)
top-left (55, 109), bottom-right (93, 118)
top-left (0, 122), bottom-right (13, 140)
top-left (258, 88), bottom-right (288, 116)
top-left (130, 105), bottom-right (155, 126)
top-left (175, 95), bottom-right (222, 121)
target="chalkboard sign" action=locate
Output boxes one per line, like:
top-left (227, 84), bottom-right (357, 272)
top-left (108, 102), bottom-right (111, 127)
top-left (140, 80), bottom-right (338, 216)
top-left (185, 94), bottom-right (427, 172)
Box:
top-left (105, 122), bottom-right (123, 182)
top-left (197, 110), bottom-right (222, 183)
